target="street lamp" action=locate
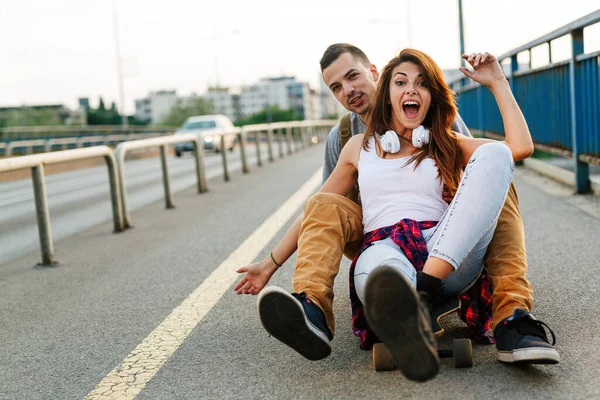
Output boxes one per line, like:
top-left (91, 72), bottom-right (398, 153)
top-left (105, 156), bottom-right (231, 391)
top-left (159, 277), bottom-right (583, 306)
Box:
top-left (458, 0), bottom-right (466, 66)
top-left (112, 0), bottom-right (128, 126)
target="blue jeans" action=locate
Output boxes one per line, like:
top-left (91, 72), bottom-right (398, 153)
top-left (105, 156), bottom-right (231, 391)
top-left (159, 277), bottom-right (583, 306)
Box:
top-left (354, 142), bottom-right (515, 303)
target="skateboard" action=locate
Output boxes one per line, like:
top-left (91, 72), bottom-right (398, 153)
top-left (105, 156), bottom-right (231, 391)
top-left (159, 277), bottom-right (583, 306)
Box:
top-left (372, 296), bottom-right (474, 371)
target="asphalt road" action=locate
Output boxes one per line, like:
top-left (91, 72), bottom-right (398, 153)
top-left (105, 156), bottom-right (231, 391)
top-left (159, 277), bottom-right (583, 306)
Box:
top-left (1, 144), bottom-right (599, 399)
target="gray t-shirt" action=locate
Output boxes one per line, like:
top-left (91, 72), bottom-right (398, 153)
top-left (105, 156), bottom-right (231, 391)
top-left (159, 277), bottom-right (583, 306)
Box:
top-left (322, 112), bottom-right (471, 183)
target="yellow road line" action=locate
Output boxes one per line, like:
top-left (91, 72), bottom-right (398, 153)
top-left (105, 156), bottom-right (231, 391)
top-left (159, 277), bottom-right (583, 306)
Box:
top-left (85, 168), bottom-right (323, 399)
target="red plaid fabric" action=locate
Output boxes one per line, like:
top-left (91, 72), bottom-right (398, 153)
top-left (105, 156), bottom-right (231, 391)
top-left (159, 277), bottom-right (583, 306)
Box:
top-left (348, 218), bottom-right (494, 350)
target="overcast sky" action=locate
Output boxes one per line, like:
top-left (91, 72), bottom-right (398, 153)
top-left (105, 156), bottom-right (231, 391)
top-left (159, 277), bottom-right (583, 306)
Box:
top-left (1, 1), bottom-right (599, 114)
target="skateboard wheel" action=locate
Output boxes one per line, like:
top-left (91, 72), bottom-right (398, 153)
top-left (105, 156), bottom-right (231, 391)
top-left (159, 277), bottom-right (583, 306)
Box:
top-left (452, 339), bottom-right (473, 368)
top-left (373, 343), bottom-right (395, 371)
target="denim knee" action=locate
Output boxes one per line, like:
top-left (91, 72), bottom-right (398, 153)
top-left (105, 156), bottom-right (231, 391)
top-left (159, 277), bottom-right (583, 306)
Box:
top-left (472, 142), bottom-right (514, 173)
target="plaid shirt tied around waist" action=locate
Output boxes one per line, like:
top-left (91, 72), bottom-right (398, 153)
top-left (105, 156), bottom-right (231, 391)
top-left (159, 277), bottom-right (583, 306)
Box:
top-left (348, 218), bottom-right (495, 350)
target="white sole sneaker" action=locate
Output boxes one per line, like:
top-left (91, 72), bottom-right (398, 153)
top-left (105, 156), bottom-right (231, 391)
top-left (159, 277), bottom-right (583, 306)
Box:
top-left (497, 347), bottom-right (560, 364)
top-left (257, 286), bottom-right (331, 361)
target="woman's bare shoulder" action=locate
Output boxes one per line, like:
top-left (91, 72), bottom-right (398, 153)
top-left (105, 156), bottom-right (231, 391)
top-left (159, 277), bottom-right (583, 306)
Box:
top-left (341, 134), bottom-right (365, 152)
top-left (340, 134), bottom-right (365, 167)
top-left (349, 133), bottom-right (365, 144)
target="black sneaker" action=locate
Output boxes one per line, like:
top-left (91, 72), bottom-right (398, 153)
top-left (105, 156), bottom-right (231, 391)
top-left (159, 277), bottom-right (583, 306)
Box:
top-left (364, 266), bottom-right (439, 382)
top-left (417, 271), bottom-right (453, 334)
top-left (494, 309), bottom-right (560, 364)
top-left (257, 286), bottom-right (332, 361)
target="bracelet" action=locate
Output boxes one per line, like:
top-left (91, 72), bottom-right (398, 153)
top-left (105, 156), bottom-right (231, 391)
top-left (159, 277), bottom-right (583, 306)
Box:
top-left (270, 251), bottom-right (283, 268)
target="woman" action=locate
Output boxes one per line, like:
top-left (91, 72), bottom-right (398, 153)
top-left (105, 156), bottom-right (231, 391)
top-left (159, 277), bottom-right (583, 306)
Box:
top-left (239, 49), bottom-right (533, 382)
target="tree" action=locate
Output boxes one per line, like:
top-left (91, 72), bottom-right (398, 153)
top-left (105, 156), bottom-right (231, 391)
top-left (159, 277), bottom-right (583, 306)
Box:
top-left (158, 97), bottom-right (215, 126)
top-left (0, 107), bottom-right (62, 127)
top-left (127, 115), bottom-right (149, 126)
top-left (106, 102), bottom-right (121, 124)
top-left (87, 97), bottom-right (124, 125)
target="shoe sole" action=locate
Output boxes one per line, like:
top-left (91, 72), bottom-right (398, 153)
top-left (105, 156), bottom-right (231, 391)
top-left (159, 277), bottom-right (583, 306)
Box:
top-left (497, 347), bottom-right (560, 364)
top-left (257, 286), bottom-right (331, 361)
top-left (364, 266), bottom-right (439, 382)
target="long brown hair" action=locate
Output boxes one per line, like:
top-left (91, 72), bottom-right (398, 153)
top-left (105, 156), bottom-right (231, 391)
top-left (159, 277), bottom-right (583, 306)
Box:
top-left (363, 49), bottom-right (462, 193)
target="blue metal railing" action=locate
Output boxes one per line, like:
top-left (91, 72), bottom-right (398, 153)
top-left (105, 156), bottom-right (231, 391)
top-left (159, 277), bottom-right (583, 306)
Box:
top-left (451, 9), bottom-right (600, 193)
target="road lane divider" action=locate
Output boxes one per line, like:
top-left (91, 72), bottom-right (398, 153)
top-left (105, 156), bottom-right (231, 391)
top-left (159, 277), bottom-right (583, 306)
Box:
top-left (85, 167), bottom-right (323, 399)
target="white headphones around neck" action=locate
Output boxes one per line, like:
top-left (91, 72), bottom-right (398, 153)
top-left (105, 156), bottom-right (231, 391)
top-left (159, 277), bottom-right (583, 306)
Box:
top-left (378, 125), bottom-right (430, 153)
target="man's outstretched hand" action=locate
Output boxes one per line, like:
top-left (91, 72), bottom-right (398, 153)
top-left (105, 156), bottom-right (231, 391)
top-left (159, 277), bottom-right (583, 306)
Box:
top-left (234, 259), bottom-right (278, 295)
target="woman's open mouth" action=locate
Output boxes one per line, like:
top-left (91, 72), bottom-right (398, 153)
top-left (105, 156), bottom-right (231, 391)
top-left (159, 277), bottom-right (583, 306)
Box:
top-left (402, 100), bottom-right (420, 119)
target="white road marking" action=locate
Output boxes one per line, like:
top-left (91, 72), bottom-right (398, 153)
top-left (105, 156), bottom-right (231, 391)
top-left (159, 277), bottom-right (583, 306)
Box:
top-left (85, 168), bottom-right (323, 399)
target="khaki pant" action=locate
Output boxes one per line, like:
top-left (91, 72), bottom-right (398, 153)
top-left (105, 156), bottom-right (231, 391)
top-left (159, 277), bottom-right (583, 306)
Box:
top-left (292, 184), bottom-right (532, 337)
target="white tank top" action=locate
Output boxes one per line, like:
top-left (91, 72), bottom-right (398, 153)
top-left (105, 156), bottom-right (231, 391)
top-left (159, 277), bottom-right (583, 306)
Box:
top-left (358, 136), bottom-right (448, 233)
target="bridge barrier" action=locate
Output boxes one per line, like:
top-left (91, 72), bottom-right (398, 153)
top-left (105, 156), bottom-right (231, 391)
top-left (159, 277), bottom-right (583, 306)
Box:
top-left (46, 137), bottom-right (78, 152)
top-left (0, 119), bottom-right (336, 160)
top-left (0, 119), bottom-right (337, 263)
top-left (216, 127), bottom-right (243, 181)
top-left (450, 9), bottom-right (600, 193)
top-left (0, 125), bottom-right (175, 141)
top-left (6, 139), bottom-right (48, 157)
top-left (239, 120), bottom-right (335, 168)
top-left (115, 134), bottom-right (206, 230)
top-left (114, 119), bottom-right (336, 229)
top-left (77, 135), bottom-right (107, 148)
top-left (240, 123), bottom-right (271, 166)
top-left (0, 146), bottom-right (124, 265)
top-left (0, 132), bottom-right (166, 157)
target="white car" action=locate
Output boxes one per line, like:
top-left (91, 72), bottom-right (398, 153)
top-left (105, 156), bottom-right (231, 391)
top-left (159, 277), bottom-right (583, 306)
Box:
top-left (173, 114), bottom-right (236, 156)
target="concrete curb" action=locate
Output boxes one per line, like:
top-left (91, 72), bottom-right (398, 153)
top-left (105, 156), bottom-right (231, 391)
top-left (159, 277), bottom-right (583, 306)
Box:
top-left (523, 157), bottom-right (600, 196)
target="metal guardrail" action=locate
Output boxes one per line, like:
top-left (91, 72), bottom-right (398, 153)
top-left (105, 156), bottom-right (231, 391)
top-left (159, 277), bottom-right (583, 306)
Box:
top-left (216, 128), bottom-right (244, 181)
top-left (46, 137), bottom-right (78, 152)
top-left (449, 9), bottom-right (600, 193)
top-left (0, 121), bottom-right (336, 159)
top-left (6, 139), bottom-right (47, 157)
top-left (241, 123), bottom-right (278, 166)
top-left (0, 125), bottom-right (176, 141)
top-left (0, 119), bottom-right (338, 264)
top-left (0, 146), bottom-right (124, 265)
top-left (1, 132), bottom-right (164, 157)
top-left (240, 120), bottom-right (334, 167)
top-left (115, 134), bottom-right (206, 229)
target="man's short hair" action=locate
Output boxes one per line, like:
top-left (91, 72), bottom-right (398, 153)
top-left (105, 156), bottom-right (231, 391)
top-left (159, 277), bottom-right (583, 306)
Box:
top-left (319, 43), bottom-right (371, 72)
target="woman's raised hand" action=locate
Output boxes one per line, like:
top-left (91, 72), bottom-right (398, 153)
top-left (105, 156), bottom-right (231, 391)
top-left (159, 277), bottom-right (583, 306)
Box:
top-left (459, 52), bottom-right (506, 89)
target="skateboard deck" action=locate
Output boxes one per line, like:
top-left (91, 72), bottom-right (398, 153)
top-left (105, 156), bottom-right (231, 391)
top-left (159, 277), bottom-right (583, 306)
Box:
top-left (373, 296), bottom-right (473, 372)
top-left (431, 296), bottom-right (461, 335)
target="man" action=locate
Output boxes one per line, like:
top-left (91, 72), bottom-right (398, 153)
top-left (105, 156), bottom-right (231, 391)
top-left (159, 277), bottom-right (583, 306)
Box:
top-left (235, 43), bottom-right (559, 369)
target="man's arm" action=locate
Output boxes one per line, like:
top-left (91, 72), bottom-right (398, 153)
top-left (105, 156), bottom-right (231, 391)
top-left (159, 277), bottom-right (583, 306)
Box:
top-left (234, 125), bottom-right (342, 295)
top-left (274, 125), bottom-right (342, 264)
top-left (322, 125), bottom-right (342, 183)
